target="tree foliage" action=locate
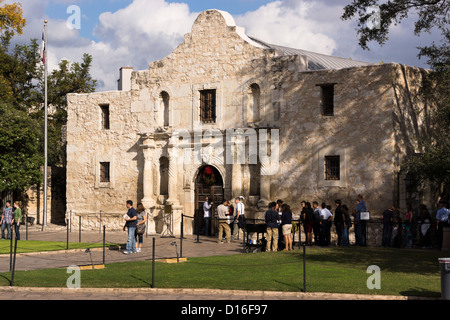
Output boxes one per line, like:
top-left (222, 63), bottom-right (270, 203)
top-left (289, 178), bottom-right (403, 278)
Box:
top-left (406, 30), bottom-right (450, 189)
top-left (0, 0), bottom-right (26, 37)
top-left (0, 2), bottom-right (97, 193)
top-left (342, 0), bottom-right (450, 192)
top-left (0, 104), bottom-right (43, 192)
top-left (341, 0), bottom-right (449, 50)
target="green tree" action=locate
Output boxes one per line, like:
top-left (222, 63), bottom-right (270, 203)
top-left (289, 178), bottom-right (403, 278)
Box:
top-left (0, 104), bottom-right (43, 192)
top-left (342, 0), bottom-right (450, 195)
top-left (37, 54), bottom-right (97, 165)
top-left (0, 2), bottom-right (97, 193)
top-left (341, 0), bottom-right (449, 50)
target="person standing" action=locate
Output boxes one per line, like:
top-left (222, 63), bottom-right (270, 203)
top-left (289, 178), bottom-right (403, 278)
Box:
top-left (334, 200), bottom-right (343, 246)
top-left (265, 202), bottom-right (279, 252)
top-left (418, 204), bottom-right (432, 248)
top-left (302, 202), bottom-right (314, 246)
top-left (320, 203), bottom-right (333, 246)
top-left (281, 205), bottom-right (293, 251)
top-left (123, 200), bottom-right (137, 254)
top-left (382, 206), bottom-right (395, 247)
top-left (354, 194), bottom-right (367, 246)
top-left (11, 201), bottom-right (22, 240)
top-left (203, 196), bottom-right (213, 236)
top-left (312, 201), bottom-right (321, 245)
top-left (436, 200), bottom-right (449, 250)
top-left (1, 201), bottom-right (13, 239)
top-left (342, 205), bottom-right (351, 247)
top-left (227, 200), bottom-right (234, 235)
top-left (217, 199), bottom-right (231, 244)
top-left (135, 203), bottom-right (147, 253)
top-left (232, 197), bottom-right (245, 241)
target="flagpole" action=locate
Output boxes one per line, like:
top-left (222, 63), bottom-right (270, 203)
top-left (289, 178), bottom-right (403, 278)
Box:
top-left (43, 20), bottom-right (48, 231)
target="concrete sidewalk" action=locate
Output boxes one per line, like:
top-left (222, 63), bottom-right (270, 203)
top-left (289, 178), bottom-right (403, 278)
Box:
top-left (0, 225), bottom-right (439, 301)
top-left (0, 224), bottom-right (245, 272)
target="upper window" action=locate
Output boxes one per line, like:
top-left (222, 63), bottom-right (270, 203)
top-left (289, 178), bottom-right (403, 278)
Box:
top-left (200, 89), bottom-right (216, 124)
top-left (320, 84), bottom-right (335, 116)
top-left (160, 91), bottom-right (170, 127)
top-left (250, 83), bottom-right (261, 122)
top-left (325, 156), bottom-right (340, 181)
top-left (100, 104), bottom-right (110, 130)
top-left (100, 162), bottom-right (111, 183)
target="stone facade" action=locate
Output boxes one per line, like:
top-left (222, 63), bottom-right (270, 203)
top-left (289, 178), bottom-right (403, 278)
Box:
top-left (66, 10), bottom-right (430, 240)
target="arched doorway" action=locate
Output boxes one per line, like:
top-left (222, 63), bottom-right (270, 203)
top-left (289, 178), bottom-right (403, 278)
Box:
top-left (194, 165), bottom-right (224, 236)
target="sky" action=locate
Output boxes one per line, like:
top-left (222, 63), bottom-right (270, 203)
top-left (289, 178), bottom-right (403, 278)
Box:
top-left (8, 0), bottom-right (442, 91)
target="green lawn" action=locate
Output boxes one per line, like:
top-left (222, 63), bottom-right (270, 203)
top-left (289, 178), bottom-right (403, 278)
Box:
top-left (0, 240), bottom-right (117, 255)
top-left (0, 246), bottom-right (446, 297)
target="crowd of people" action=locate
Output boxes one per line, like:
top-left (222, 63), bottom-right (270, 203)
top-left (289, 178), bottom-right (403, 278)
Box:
top-left (263, 196), bottom-right (367, 251)
top-left (382, 200), bottom-right (450, 250)
top-left (0, 200), bottom-right (23, 240)
top-left (207, 194), bottom-right (370, 250)
top-left (208, 194), bottom-right (450, 252)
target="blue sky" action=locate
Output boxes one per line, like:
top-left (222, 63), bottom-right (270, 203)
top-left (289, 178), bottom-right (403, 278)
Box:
top-left (44, 0), bottom-right (276, 39)
top-left (13, 0), bottom-right (441, 91)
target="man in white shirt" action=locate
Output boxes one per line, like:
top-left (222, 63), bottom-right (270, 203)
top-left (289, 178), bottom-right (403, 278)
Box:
top-left (232, 197), bottom-right (245, 241)
top-left (203, 196), bottom-right (213, 236)
top-left (320, 203), bottom-right (333, 246)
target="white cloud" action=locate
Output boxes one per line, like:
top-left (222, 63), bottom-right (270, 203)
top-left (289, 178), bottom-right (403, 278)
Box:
top-left (235, 0), bottom-right (339, 55)
top-left (12, 0), bottom-right (441, 92)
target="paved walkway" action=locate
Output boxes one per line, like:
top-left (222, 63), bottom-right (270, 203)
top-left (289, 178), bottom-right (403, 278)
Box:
top-left (0, 225), bottom-right (439, 301)
top-left (0, 225), bottom-right (246, 272)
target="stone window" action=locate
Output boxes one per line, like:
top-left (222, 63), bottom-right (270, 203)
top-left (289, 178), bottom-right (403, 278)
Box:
top-left (319, 84), bottom-right (335, 116)
top-left (200, 89), bottom-right (216, 123)
top-left (100, 162), bottom-right (111, 183)
top-left (250, 83), bottom-right (261, 122)
top-left (325, 156), bottom-right (340, 180)
top-left (159, 157), bottom-right (169, 196)
top-left (160, 91), bottom-right (170, 127)
top-left (100, 104), bottom-right (110, 129)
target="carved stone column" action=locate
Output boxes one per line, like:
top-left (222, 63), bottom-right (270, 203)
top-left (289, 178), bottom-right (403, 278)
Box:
top-left (167, 146), bottom-right (180, 206)
top-left (142, 147), bottom-right (156, 207)
top-left (257, 156), bottom-right (271, 209)
top-left (140, 134), bottom-right (157, 234)
top-left (232, 163), bottom-right (242, 198)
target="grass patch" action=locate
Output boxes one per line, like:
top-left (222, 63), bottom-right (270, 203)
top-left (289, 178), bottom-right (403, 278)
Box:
top-left (0, 240), bottom-right (117, 255)
top-left (0, 246), bottom-right (446, 297)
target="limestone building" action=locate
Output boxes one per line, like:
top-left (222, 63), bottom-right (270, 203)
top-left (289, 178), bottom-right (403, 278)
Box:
top-left (66, 9), bottom-right (429, 237)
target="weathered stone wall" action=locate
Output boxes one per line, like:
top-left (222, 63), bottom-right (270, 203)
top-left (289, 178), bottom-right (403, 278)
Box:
top-left (24, 166), bottom-right (66, 226)
top-left (66, 9), bottom-right (429, 239)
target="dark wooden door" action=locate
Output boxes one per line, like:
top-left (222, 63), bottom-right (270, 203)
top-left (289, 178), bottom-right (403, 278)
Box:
top-left (194, 166), bottom-right (224, 236)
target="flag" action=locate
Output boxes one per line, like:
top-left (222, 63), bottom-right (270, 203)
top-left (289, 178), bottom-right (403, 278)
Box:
top-left (41, 30), bottom-right (45, 64)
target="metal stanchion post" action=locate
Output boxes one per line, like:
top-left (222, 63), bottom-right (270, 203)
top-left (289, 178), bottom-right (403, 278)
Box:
top-left (103, 225), bottom-right (106, 265)
top-left (180, 214), bottom-right (184, 258)
top-left (10, 235), bottom-right (18, 287)
top-left (299, 221), bottom-right (302, 248)
top-left (195, 212), bottom-right (201, 243)
top-left (303, 243), bottom-right (306, 293)
top-left (79, 216), bottom-right (81, 243)
top-left (9, 227), bottom-right (14, 272)
top-left (152, 237), bottom-right (155, 288)
top-left (66, 219), bottom-right (69, 250)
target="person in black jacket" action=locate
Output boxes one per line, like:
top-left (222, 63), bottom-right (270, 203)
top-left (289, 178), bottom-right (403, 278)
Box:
top-left (265, 202), bottom-right (279, 252)
top-left (334, 200), bottom-right (343, 246)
